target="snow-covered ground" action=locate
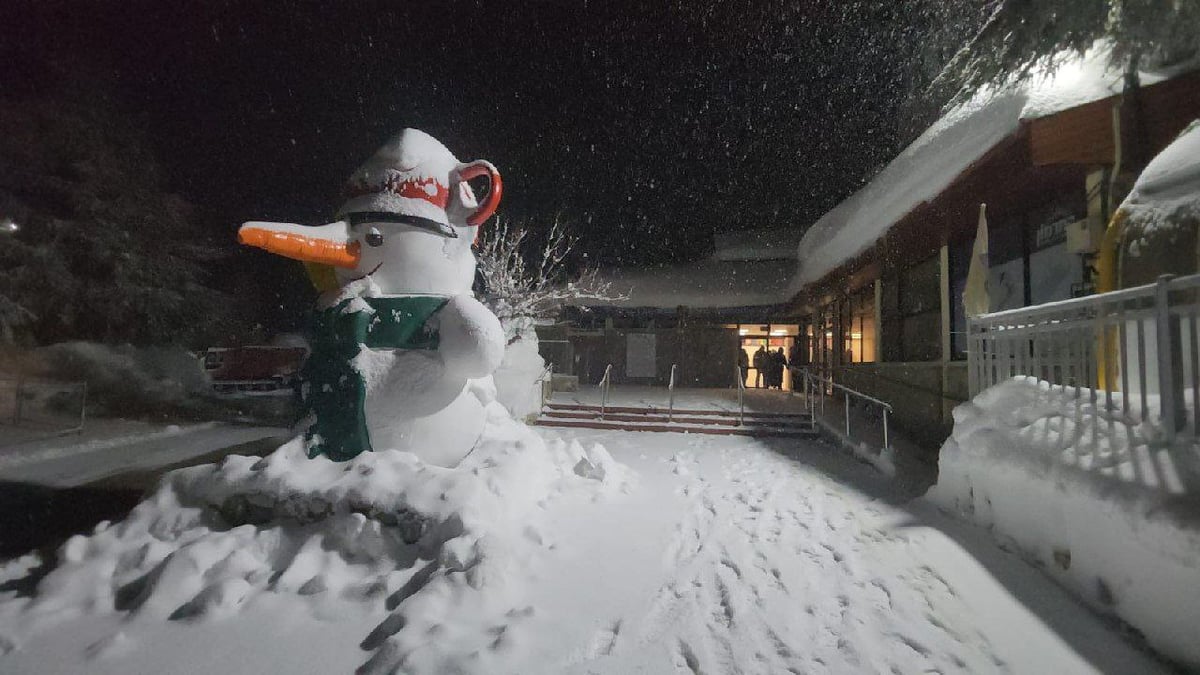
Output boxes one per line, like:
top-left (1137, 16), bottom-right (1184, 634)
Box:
top-left (0, 403), bottom-right (1169, 674)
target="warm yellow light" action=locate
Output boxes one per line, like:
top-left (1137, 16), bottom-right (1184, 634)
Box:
top-left (770, 329), bottom-right (786, 335)
top-left (738, 328), bottom-right (748, 335)
top-left (850, 332), bottom-right (862, 339)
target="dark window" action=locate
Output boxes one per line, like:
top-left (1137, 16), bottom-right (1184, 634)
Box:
top-left (896, 254), bottom-right (942, 362)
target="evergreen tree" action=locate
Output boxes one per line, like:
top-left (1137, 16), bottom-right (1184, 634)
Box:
top-left (0, 82), bottom-right (229, 346)
top-left (930, 0), bottom-right (1200, 105)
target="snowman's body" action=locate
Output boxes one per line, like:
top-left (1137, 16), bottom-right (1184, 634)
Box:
top-left (310, 288), bottom-right (502, 467)
top-left (240, 129), bottom-right (505, 467)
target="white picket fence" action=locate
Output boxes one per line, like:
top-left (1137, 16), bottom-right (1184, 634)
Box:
top-left (967, 273), bottom-right (1200, 440)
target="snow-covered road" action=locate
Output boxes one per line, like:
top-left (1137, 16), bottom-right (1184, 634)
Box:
top-left (519, 428), bottom-right (1167, 674)
top-left (0, 423), bottom-right (288, 488)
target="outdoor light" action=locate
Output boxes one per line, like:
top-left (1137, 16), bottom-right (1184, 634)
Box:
top-left (738, 328), bottom-right (748, 335)
top-left (0, 218), bottom-right (17, 234)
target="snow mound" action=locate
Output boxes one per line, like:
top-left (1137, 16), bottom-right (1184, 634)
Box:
top-left (928, 377), bottom-right (1200, 668)
top-left (0, 402), bottom-right (633, 674)
top-left (1120, 119), bottom-right (1200, 261)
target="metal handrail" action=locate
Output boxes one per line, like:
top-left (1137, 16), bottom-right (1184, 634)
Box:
top-left (800, 367), bottom-right (892, 453)
top-left (735, 364), bottom-right (745, 426)
top-left (599, 363), bottom-right (613, 420)
top-left (533, 362), bottom-right (555, 408)
top-left (668, 363), bottom-right (678, 422)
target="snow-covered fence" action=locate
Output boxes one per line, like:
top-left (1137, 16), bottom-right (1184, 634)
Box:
top-left (0, 377), bottom-right (87, 441)
top-left (968, 273), bottom-right (1200, 440)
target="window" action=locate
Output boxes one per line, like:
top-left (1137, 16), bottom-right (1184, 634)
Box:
top-left (845, 287), bottom-right (876, 363)
top-left (897, 252), bottom-right (940, 360)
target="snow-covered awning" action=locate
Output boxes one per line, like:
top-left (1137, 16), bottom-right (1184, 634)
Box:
top-left (576, 258), bottom-right (798, 310)
top-left (794, 44), bottom-right (1198, 289)
top-left (712, 227), bottom-right (802, 262)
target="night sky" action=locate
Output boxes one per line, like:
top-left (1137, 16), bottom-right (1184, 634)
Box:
top-left (2, 1), bottom-right (981, 329)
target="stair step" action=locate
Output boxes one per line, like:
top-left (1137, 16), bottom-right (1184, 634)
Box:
top-left (532, 417), bottom-right (818, 438)
top-left (544, 402), bottom-right (811, 420)
top-left (539, 410), bottom-right (812, 427)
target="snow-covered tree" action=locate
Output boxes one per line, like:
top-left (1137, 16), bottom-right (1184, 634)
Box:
top-left (0, 292), bottom-right (34, 344)
top-left (0, 82), bottom-right (230, 346)
top-left (930, 0), bottom-right (1200, 105)
top-left (475, 217), bottom-right (625, 343)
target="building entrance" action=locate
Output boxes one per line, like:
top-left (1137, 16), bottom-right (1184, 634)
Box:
top-left (728, 323), bottom-right (801, 390)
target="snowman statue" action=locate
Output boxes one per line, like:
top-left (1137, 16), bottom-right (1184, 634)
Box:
top-left (238, 129), bottom-right (506, 467)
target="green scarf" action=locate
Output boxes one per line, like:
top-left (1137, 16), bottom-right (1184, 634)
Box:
top-left (301, 295), bottom-right (449, 462)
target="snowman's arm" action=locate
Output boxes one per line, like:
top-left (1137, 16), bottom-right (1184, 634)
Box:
top-left (437, 295), bottom-right (505, 378)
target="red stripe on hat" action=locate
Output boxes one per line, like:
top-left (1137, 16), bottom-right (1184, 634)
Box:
top-left (344, 174), bottom-right (449, 209)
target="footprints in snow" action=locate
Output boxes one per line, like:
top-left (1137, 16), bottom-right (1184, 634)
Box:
top-left (638, 444), bottom-right (999, 674)
top-left (583, 620), bottom-right (622, 659)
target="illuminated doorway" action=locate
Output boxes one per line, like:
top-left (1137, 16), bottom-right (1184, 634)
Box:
top-left (726, 323), bottom-right (800, 390)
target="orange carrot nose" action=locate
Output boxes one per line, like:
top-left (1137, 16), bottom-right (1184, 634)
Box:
top-left (238, 225), bottom-right (361, 269)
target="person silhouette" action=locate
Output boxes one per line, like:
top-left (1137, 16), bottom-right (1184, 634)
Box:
top-left (752, 345), bottom-right (767, 388)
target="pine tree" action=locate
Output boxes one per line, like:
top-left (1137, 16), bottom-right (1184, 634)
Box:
top-left (930, 0), bottom-right (1200, 105)
top-left (0, 82), bottom-right (229, 346)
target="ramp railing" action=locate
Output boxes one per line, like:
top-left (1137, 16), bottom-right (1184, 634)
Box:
top-left (534, 362), bottom-right (555, 409)
top-left (735, 364), bottom-right (745, 426)
top-left (667, 363), bottom-right (678, 422)
top-left (798, 367), bottom-right (892, 455)
top-left (599, 364), bottom-right (613, 420)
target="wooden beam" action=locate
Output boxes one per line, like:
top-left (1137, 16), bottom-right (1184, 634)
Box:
top-left (939, 243), bottom-right (951, 362)
top-left (873, 278), bottom-right (883, 363)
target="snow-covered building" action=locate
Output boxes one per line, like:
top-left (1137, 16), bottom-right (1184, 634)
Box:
top-left (788, 49), bottom-right (1200, 449)
top-left (550, 228), bottom-right (805, 388)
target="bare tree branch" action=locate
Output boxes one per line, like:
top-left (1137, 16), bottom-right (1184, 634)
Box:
top-left (475, 217), bottom-right (627, 339)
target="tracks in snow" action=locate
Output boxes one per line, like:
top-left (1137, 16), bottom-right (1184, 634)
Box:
top-left (611, 443), bottom-right (1002, 674)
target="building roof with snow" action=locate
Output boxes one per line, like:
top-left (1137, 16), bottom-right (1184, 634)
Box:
top-left (579, 258), bottom-right (798, 311)
top-left (576, 228), bottom-right (801, 311)
top-left (794, 46), bottom-right (1200, 290)
top-left (712, 227), bottom-right (802, 262)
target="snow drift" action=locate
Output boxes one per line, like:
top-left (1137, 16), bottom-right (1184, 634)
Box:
top-left (928, 377), bottom-right (1200, 668)
top-left (0, 401), bottom-right (631, 674)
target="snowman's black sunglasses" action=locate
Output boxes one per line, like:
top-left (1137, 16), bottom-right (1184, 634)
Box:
top-left (346, 212), bottom-right (458, 238)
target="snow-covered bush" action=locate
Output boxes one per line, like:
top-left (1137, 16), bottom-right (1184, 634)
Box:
top-left (30, 341), bottom-right (210, 418)
top-left (475, 218), bottom-right (623, 418)
top-left (491, 318), bottom-right (548, 422)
